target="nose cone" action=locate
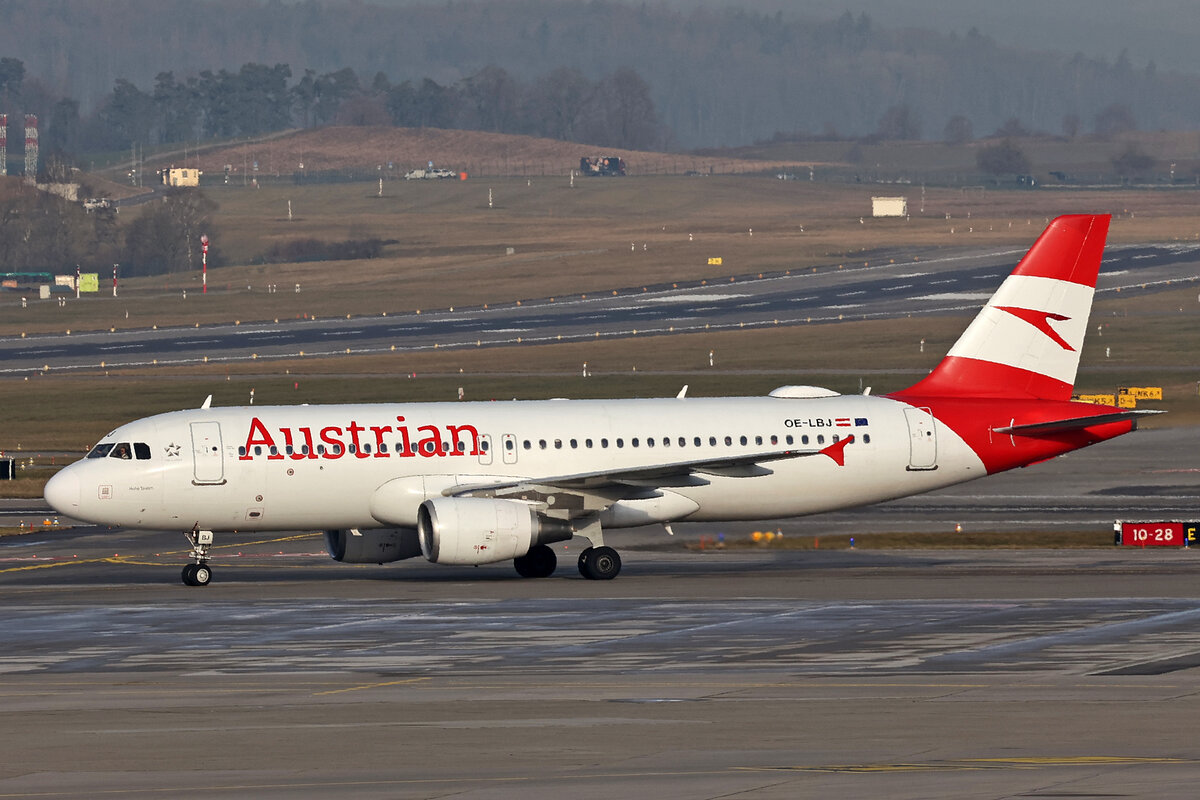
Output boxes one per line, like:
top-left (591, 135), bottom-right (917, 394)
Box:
top-left (44, 468), bottom-right (80, 514)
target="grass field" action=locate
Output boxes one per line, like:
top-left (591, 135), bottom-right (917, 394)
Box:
top-left (5, 177), bottom-right (1200, 336)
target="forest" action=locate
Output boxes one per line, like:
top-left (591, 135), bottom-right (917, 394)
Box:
top-left (0, 0), bottom-right (1197, 156)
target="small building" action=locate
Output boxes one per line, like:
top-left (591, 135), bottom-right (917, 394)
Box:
top-left (871, 196), bottom-right (907, 218)
top-left (163, 167), bottom-right (202, 187)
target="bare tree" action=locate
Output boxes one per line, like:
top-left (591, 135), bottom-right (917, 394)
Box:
top-left (977, 139), bottom-right (1031, 179)
top-left (943, 115), bottom-right (973, 145)
top-left (1111, 145), bottom-right (1154, 180)
top-left (1094, 103), bottom-right (1137, 138)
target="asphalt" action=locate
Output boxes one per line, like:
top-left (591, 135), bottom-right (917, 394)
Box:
top-left (1, 425), bottom-right (1198, 797)
top-left (2, 240), bottom-right (1197, 374)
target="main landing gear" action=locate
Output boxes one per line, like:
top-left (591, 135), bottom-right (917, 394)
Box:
top-left (181, 526), bottom-right (215, 587)
top-left (577, 546), bottom-right (621, 580)
top-left (513, 543), bottom-right (557, 578)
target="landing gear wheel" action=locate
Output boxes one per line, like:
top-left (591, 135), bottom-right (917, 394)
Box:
top-left (514, 544), bottom-right (557, 578)
top-left (578, 545), bottom-right (621, 580)
top-left (181, 563), bottom-right (212, 587)
top-left (192, 563), bottom-right (212, 586)
top-left (181, 526), bottom-right (216, 587)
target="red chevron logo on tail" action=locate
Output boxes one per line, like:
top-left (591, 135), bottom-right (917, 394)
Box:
top-left (995, 306), bottom-right (1074, 351)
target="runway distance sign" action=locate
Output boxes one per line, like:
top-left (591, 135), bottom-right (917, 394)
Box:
top-left (1120, 522), bottom-right (1187, 547)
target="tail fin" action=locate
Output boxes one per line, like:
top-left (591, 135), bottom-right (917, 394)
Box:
top-left (898, 214), bottom-right (1110, 401)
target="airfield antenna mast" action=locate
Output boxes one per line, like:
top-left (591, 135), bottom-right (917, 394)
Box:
top-left (201, 234), bottom-right (209, 294)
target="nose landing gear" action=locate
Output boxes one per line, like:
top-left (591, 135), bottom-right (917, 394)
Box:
top-left (181, 526), bottom-right (215, 587)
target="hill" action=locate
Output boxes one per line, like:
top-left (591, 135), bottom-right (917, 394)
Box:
top-left (154, 127), bottom-right (807, 179)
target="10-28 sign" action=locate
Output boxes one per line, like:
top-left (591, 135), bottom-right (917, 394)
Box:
top-left (1120, 522), bottom-right (1187, 547)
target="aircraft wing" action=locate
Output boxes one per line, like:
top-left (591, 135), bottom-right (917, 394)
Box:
top-left (446, 438), bottom-right (853, 514)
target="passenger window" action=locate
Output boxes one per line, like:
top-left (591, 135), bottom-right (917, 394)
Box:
top-left (647, 438), bottom-right (655, 448)
top-left (134, 443), bottom-right (151, 460)
top-left (724, 436), bottom-right (732, 446)
top-left (679, 437), bottom-right (686, 447)
top-left (570, 439), bottom-right (578, 449)
top-left (539, 439), bottom-right (547, 450)
top-left (317, 445), bottom-right (326, 455)
top-left (694, 437), bottom-right (701, 447)
top-left (739, 436), bottom-right (748, 446)
top-left (863, 434), bottom-right (871, 444)
top-left (832, 435), bottom-right (840, 443)
top-left (554, 439), bottom-right (563, 449)
top-left (817, 435), bottom-right (825, 445)
top-left (269, 446), bottom-right (279, 456)
top-left (755, 436), bottom-right (763, 445)
top-left (504, 439), bottom-right (513, 451)
top-left (523, 440), bottom-right (531, 450)
top-left (708, 436), bottom-right (716, 446)
top-left (238, 446), bottom-right (246, 457)
top-left (254, 446), bottom-right (263, 456)
top-left (800, 435), bottom-right (807, 445)
top-left (770, 435), bottom-right (778, 445)
top-left (661, 438), bottom-right (669, 447)
top-left (285, 445), bottom-right (294, 455)
top-left (585, 439), bottom-right (593, 448)
top-left (632, 438), bottom-right (640, 447)
top-left (601, 438), bottom-right (609, 448)
top-left (616, 438), bottom-right (624, 448)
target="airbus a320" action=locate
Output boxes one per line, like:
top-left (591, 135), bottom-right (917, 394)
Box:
top-left (44, 214), bottom-right (1154, 585)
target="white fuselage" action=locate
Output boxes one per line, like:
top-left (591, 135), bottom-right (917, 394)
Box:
top-left (50, 394), bottom-right (984, 533)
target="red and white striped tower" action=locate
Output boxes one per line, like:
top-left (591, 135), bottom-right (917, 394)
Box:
top-left (201, 234), bottom-right (209, 293)
top-left (0, 114), bottom-right (7, 176)
top-left (23, 115), bottom-right (37, 177)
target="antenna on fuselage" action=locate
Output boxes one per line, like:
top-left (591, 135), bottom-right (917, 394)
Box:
top-left (676, 385), bottom-right (689, 399)
top-left (200, 395), bottom-right (212, 409)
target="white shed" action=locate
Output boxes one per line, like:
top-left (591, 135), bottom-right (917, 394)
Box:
top-left (871, 196), bottom-right (907, 218)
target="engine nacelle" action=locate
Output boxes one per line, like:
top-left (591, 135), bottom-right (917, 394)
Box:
top-left (417, 497), bottom-right (573, 566)
top-left (324, 527), bottom-right (422, 564)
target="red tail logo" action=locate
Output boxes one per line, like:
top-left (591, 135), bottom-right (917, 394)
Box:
top-left (994, 306), bottom-right (1075, 352)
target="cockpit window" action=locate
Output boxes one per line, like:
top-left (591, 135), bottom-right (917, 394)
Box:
top-left (86, 443), bottom-right (114, 459)
top-left (109, 442), bottom-right (133, 460)
top-left (133, 442), bottom-right (151, 460)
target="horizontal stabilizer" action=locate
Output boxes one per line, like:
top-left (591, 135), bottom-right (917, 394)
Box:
top-left (993, 409), bottom-right (1164, 436)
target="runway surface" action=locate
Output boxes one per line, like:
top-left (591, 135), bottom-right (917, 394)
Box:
top-left (2, 426), bottom-right (1199, 797)
top-left (2, 240), bottom-right (1197, 373)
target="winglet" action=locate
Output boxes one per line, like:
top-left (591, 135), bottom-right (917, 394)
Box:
top-left (820, 435), bottom-right (854, 467)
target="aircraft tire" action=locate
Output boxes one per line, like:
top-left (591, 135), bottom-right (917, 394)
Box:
top-left (579, 546), bottom-right (621, 580)
top-left (192, 564), bottom-right (212, 587)
top-left (181, 564), bottom-right (197, 586)
top-left (514, 544), bottom-right (556, 578)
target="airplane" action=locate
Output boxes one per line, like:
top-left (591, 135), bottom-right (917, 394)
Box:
top-left (43, 214), bottom-right (1158, 586)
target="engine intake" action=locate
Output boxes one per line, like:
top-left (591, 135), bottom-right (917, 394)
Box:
top-left (417, 497), bottom-right (573, 565)
top-left (324, 527), bottom-right (422, 564)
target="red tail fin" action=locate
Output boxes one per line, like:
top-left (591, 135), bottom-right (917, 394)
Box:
top-left (897, 214), bottom-right (1109, 401)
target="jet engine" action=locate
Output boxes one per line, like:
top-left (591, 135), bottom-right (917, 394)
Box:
top-left (324, 527), bottom-right (423, 564)
top-left (417, 497), bottom-right (573, 566)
